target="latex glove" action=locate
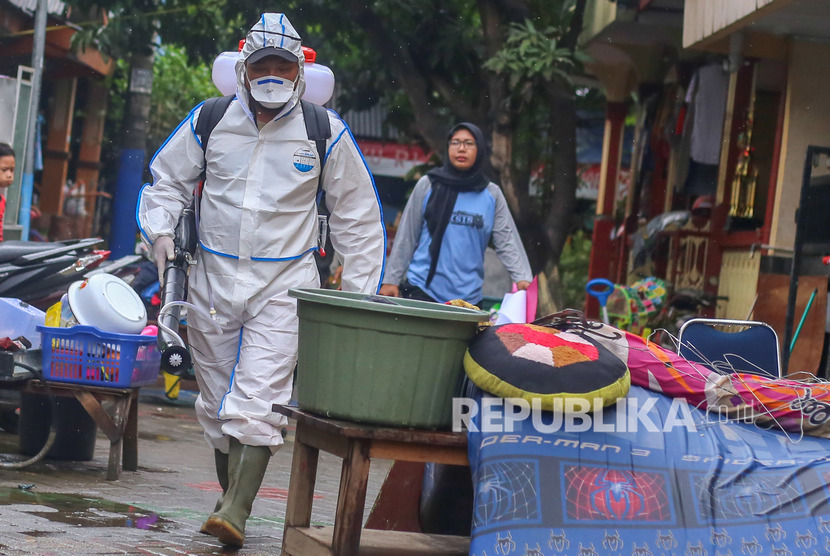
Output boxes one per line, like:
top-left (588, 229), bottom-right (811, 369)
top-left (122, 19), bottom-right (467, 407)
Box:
top-left (379, 284), bottom-right (400, 297)
top-left (152, 236), bottom-right (175, 285)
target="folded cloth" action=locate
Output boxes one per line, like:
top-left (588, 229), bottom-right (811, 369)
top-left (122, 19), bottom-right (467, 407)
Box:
top-left (0, 337), bottom-right (28, 351)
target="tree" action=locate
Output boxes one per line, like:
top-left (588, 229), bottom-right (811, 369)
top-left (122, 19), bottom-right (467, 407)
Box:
top-left (68, 0), bottom-right (240, 255)
top-left (300, 0), bottom-right (590, 305)
top-left (100, 47), bottom-right (217, 180)
top-left (68, 0), bottom-right (589, 298)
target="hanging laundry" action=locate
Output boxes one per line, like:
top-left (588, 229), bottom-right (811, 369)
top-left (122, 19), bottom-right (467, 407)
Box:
top-left (681, 63), bottom-right (729, 196)
top-left (686, 63), bottom-right (729, 166)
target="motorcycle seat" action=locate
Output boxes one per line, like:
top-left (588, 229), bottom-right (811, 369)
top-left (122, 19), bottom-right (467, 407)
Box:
top-left (0, 241), bottom-right (68, 264)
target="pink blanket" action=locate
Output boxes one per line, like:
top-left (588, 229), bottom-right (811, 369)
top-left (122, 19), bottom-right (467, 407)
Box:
top-left (585, 322), bottom-right (830, 438)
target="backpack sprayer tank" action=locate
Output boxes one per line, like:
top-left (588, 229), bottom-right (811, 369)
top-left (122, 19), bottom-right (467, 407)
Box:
top-left (211, 45), bottom-right (334, 104)
top-left (157, 202), bottom-right (198, 376)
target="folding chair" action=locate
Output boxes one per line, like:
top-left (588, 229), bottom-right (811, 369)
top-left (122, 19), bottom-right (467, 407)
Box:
top-left (677, 318), bottom-right (783, 379)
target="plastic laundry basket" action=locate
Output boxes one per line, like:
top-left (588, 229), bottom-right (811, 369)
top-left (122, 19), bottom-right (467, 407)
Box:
top-left (37, 325), bottom-right (160, 388)
top-left (288, 288), bottom-right (489, 428)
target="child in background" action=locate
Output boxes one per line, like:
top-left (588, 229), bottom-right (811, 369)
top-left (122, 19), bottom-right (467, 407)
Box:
top-left (0, 143), bottom-right (16, 242)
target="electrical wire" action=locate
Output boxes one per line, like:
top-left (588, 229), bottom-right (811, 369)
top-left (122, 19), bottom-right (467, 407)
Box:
top-left (0, 362), bottom-right (58, 469)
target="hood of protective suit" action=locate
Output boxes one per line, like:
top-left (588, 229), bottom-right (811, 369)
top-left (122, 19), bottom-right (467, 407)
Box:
top-left (236, 13), bottom-right (306, 114)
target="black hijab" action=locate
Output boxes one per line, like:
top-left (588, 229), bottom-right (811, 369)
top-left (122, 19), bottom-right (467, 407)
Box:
top-left (423, 123), bottom-right (490, 286)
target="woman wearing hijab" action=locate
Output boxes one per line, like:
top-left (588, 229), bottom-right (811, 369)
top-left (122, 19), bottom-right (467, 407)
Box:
top-left (380, 123), bottom-right (532, 304)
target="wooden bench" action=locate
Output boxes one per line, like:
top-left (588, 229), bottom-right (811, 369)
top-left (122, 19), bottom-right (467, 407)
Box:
top-left (273, 404), bottom-right (470, 556)
top-left (1, 376), bottom-right (139, 481)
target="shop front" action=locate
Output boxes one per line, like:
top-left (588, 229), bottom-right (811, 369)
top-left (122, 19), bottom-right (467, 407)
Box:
top-left (582, 0), bottom-right (830, 376)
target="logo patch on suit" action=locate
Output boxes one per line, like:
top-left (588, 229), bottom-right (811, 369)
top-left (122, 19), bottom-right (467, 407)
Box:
top-left (293, 148), bottom-right (316, 172)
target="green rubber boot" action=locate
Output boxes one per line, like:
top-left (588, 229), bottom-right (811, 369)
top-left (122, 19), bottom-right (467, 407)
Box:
top-left (199, 449), bottom-right (230, 534)
top-left (202, 438), bottom-right (271, 547)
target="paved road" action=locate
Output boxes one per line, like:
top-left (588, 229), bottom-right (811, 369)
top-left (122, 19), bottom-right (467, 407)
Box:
top-left (0, 387), bottom-right (392, 555)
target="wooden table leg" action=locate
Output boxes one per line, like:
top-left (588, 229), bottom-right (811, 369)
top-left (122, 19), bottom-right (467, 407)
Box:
top-left (331, 439), bottom-right (371, 556)
top-left (284, 422), bottom-right (320, 529)
top-left (104, 395), bottom-right (128, 481)
top-left (122, 390), bottom-right (139, 471)
top-left (74, 390), bottom-right (129, 481)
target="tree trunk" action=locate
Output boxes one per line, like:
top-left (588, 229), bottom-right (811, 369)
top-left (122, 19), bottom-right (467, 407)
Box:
top-left (479, 0), bottom-right (526, 217)
top-left (344, 1), bottom-right (449, 152)
top-left (542, 80), bottom-right (579, 267)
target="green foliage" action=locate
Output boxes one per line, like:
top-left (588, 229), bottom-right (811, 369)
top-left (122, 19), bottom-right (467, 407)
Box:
top-left (66, 0), bottom-right (591, 274)
top-left (147, 45), bottom-right (217, 156)
top-left (559, 230), bottom-right (592, 311)
top-left (97, 45), bottom-right (215, 184)
top-left (68, 0), bottom-right (236, 60)
top-left (483, 19), bottom-right (578, 89)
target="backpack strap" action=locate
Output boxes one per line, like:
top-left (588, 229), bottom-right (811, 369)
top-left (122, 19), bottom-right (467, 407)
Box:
top-left (196, 95), bottom-right (235, 150)
top-left (191, 94), bottom-right (233, 225)
top-left (195, 95), bottom-right (235, 182)
top-left (300, 99), bottom-right (334, 260)
top-left (300, 99), bottom-right (332, 204)
top-left (300, 99), bottom-right (331, 158)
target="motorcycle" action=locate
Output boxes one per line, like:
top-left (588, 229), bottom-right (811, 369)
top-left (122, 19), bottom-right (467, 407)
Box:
top-left (0, 238), bottom-right (110, 311)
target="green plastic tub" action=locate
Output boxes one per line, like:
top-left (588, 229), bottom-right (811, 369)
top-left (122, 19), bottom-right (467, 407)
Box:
top-left (288, 288), bottom-right (489, 429)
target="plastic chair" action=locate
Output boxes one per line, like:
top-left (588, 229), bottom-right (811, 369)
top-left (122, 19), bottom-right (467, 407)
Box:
top-left (677, 318), bottom-right (782, 379)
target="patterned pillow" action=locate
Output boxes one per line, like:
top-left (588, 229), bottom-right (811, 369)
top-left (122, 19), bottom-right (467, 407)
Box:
top-left (463, 323), bottom-right (630, 410)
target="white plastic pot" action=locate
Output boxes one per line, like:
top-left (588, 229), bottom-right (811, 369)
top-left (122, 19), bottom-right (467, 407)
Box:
top-left (66, 274), bottom-right (148, 335)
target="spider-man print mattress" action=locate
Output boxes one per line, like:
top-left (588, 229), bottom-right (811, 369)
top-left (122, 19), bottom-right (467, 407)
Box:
top-left (468, 385), bottom-right (830, 556)
top-left (466, 320), bottom-right (830, 556)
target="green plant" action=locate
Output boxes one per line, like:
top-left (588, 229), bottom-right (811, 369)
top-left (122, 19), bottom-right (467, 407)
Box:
top-left (148, 45), bottom-right (217, 157)
top-left (483, 18), bottom-right (587, 89)
top-left (559, 230), bottom-right (592, 311)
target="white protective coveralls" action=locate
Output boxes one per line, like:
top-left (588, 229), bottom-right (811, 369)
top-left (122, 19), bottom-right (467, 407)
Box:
top-left (137, 13), bottom-right (386, 453)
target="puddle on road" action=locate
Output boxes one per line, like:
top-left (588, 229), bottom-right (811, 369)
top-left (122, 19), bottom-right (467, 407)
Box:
top-left (0, 488), bottom-right (251, 555)
top-left (0, 488), bottom-right (168, 530)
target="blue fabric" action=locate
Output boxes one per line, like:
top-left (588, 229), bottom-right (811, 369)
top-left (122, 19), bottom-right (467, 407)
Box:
top-left (406, 188), bottom-right (495, 304)
top-left (468, 385), bottom-right (830, 554)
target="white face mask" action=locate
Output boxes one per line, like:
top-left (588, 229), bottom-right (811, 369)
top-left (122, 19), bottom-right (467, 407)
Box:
top-left (248, 74), bottom-right (295, 108)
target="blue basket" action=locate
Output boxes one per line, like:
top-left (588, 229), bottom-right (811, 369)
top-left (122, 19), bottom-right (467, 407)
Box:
top-left (36, 325), bottom-right (160, 388)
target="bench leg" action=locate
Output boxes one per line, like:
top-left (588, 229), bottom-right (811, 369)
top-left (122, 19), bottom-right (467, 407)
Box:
top-left (107, 437), bottom-right (123, 481)
top-left (285, 424), bottom-right (320, 529)
top-left (331, 439), bottom-right (371, 556)
top-left (122, 390), bottom-right (139, 471)
top-left (74, 390), bottom-right (130, 481)
top-left (283, 423), bottom-right (321, 556)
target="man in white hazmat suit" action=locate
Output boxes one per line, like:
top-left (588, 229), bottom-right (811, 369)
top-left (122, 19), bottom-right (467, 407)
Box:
top-left (137, 13), bottom-right (386, 547)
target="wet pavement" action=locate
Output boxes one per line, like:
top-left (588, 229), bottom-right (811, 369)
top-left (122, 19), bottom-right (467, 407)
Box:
top-left (0, 386), bottom-right (392, 555)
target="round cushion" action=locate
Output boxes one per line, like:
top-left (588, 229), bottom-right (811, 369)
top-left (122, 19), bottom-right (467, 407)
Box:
top-left (464, 323), bottom-right (630, 410)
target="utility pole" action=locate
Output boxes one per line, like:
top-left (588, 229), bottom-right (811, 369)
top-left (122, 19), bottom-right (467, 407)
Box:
top-left (19, 0), bottom-right (47, 240)
top-left (109, 50), bottom-right (154, 257)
